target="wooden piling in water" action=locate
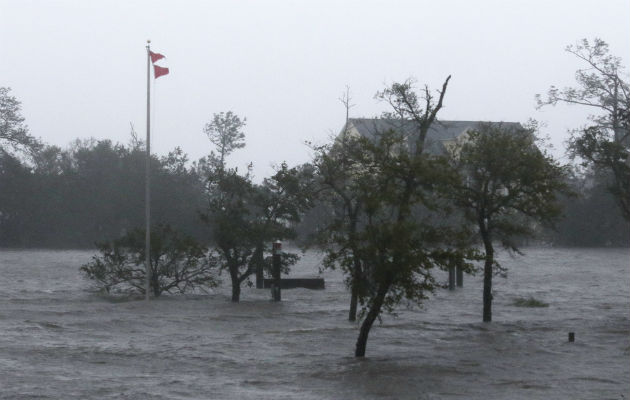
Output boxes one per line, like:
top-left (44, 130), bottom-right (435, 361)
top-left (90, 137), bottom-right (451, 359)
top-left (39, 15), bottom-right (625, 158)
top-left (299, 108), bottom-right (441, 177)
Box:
top-left (456, 264), bottom-right (463, 287)
top-left (272, 241), bottom-right (281, 301)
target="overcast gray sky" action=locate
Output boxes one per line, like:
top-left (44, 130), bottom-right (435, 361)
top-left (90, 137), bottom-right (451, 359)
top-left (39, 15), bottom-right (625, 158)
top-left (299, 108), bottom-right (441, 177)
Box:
top-left (2, 0), bottom-right (629, 179)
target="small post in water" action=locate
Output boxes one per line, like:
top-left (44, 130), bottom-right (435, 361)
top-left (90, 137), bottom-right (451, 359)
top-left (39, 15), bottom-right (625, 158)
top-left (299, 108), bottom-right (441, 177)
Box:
top-left (272, 241), bottom-right (282, 301)
top-left (568, 332), bottom-right (575, 342)
top-left (448, 264), bottom-right (455, 290)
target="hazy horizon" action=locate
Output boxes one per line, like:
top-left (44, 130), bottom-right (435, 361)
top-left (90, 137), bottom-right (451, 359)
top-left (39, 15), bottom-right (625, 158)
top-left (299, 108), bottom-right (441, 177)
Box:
top-left (2, 0), bottom-right (629, 179)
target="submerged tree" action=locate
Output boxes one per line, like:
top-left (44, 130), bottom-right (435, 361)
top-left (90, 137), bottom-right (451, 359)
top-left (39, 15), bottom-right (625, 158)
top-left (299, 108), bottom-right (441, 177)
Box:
top-left (200, 112), bottom-right (314, 302)
top-left (445, 123), bottom-right (570, 322)
top-left (81, 224), bottom-right (218, 296)
top-left (537, 38), bottom-right (629, 220)
top-left (312, 86), bottom-right (367, 322)
top-left (316, 77), bottom-right (478, 357)
top-left (313, 129), bottom-right (367, 322)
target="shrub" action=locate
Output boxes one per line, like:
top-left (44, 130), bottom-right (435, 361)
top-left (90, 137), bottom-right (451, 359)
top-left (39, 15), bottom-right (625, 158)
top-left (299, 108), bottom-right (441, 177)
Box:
top-left (81, 224), bottom-right (218, 297)
top-left (512, 296), bottom-right (549, 308)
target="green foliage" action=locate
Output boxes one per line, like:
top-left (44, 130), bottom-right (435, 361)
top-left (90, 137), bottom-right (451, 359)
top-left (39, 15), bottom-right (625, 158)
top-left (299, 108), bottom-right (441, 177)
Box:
top-left (313, 112), bottom-right (480, 321)
top-left (512, 296), bottom-right (549, 308)
top-left (312, 133), bottom-right (370, 295)
top-left (570, 126), bottom-right (629, 220)
top-left (339, 130), bottom-right (479, 312)
top-left (204, 162), bottom-right (314, 294)
top-left (315, 77), bottom-right (483, 356)
top-left (445, 122), bottom-right (570, 322)
top-left (447, 123), bottom-right (570, 251)
top-left (199, 111), bottom-right (315, 301)
top-left (81, 224), bottom-right (218, 297)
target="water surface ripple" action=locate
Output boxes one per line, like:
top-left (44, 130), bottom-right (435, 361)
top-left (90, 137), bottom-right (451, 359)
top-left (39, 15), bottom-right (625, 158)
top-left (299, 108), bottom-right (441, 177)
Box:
top-left (0, 248), bottom-right (628, 399)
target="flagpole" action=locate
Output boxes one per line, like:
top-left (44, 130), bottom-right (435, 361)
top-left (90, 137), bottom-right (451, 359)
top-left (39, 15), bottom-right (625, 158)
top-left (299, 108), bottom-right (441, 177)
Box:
top-left (145, 40), bottom-right (152, 301)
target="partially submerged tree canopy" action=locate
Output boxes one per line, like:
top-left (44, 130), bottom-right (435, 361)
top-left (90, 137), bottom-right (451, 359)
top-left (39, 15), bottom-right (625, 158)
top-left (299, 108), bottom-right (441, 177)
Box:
top-left (81, 224), bottom-right (218, 297)
top-left (312, 124), bottom-right (371, 322)
top-left (315, 76), bottom-right (479, 357)
top-left (445, 123), bottom-right (570, 322)
top-left (199, 111), bottom-right (315, 302)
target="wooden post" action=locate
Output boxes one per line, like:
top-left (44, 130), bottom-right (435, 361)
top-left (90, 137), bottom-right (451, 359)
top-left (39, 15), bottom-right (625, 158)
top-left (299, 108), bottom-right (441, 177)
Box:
top-left (272, 241), bottom-right (281, 301)
top-left (448, 264), bottom-right (455, 290)
top-left (456, 264), bottom-right (463, 287)
top-left (568, 332), bottom-right (575, 342)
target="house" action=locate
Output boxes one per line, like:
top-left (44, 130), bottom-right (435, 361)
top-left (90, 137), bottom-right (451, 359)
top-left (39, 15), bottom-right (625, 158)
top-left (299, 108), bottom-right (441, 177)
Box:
top-left (340, 118), bottom-right (523, 155)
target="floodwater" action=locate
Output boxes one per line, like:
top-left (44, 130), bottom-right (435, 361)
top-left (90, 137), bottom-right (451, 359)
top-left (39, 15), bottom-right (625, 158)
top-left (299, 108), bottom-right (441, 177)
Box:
top-left (0, 248), bottom-right (628, 399)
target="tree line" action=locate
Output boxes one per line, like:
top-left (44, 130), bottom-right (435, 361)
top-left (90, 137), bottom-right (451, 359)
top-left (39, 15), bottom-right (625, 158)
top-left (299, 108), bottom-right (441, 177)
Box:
top-left (1, 132), bottom-right (623, 249)
top-left (0, 137), bottom-right (210, 247)
top-left (1, 38), bottom-right (628, 357)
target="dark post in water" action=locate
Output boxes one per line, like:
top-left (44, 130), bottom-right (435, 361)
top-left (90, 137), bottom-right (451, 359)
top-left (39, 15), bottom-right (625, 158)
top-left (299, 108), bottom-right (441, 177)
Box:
top-left (448, 264), bottom-right (456, 290)
top-left (272, 241), bottom-right (282, 301)
top-left (256, 256), bottom-right (264, 289)
top-left (456, 263), bottom-right (463, 287)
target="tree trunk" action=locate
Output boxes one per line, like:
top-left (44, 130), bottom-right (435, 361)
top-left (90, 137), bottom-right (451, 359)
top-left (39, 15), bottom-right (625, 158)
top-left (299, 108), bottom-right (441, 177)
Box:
top-left (348, 256), bottom-right (362, 322)
top-left (482, 252), bottom-right (493, 322)
top-left (231, 280), bottom-right (240, 302)
top-left (151, 271), bottom-right (161, 297)
top-left (230, 266), bottom-right (240, 302)
top-left (347, 212), bottom-right (361, 322)
top-left (349, 288), bottom-right (358, 322)
top-left (355, 280), bottom-right (389, 357)
top-left (255, 255), bottom-right (264, 289)
top-left (481, 230), bottom-right (494, 322)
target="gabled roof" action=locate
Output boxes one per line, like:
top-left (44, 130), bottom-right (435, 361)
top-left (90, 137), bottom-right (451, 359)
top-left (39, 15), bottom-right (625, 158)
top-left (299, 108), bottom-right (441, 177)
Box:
top-left (345, 118), bottom-right (523, 154)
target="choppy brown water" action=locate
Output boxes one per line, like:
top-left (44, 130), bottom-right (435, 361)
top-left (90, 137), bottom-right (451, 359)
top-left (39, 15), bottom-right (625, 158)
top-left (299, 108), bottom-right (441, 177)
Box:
top-left (0, 248), bottom-right (628, 399)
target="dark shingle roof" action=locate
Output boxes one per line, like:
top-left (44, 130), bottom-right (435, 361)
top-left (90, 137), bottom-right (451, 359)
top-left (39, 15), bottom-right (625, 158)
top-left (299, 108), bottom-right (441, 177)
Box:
top-left (346, 118), bottom-right (523, 154)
